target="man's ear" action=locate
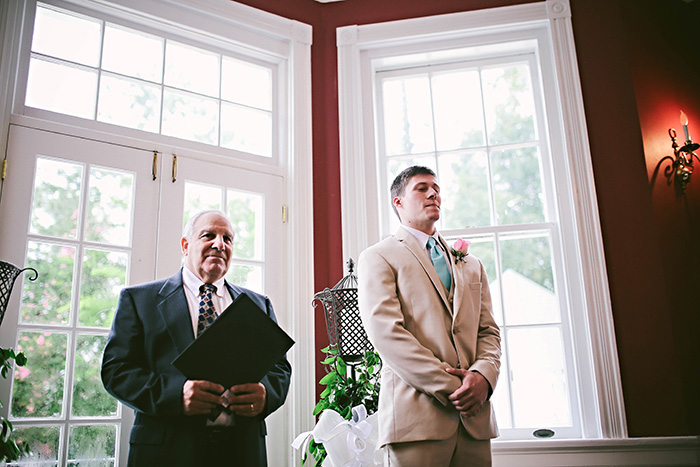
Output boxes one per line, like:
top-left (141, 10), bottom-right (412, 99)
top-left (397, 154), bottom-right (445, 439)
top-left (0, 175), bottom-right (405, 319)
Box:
top-left (393, 196), bottom-right (402, 210)
top-left (181, 237), bottom-right (189, 256)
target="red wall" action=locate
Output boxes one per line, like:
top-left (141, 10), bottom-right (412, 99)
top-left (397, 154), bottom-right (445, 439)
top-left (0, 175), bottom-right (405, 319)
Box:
top-left (236, 0), bottom-right (700, 437)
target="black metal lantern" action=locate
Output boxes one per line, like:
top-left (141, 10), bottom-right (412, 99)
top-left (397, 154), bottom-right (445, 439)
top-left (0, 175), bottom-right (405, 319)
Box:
top-left (0, 261), bottom-right (38, 327)
top-left (313, 259), bottom-right (374, 366)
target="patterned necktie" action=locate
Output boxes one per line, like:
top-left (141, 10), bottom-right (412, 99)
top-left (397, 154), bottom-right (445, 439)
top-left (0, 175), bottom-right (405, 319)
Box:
top-left (197, 284), bottom-right (218, 336)
top-left (427, 237), bottom-right (451, 291)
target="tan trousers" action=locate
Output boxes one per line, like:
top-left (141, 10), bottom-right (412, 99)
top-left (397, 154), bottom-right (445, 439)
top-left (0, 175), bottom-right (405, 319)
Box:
top-left (384, 424), bottom-right (492, 467)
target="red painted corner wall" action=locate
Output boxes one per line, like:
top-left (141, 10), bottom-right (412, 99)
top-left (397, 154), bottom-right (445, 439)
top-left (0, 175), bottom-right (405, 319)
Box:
top-left (235, 0), bottom-right (700, 437)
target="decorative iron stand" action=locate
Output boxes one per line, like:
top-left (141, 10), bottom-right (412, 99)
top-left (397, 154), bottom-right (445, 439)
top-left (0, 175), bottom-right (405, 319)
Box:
top-left (0, 261), bottom-right (38, 328)
top-left (313, 259), bottom-right (375, 377)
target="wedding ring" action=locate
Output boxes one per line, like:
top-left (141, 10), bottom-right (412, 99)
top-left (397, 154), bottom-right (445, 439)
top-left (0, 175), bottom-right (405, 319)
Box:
top-left (250, 404), bottom-right (254, 411)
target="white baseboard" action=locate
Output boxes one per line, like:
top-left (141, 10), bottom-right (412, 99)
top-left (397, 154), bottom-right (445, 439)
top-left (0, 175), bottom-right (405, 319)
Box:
top-left (493, 436), bottom-right (700, 466)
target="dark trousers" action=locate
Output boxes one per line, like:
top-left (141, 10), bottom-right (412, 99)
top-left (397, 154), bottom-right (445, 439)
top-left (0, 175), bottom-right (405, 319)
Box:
top-left (127, 423), bottom-right (267, 467)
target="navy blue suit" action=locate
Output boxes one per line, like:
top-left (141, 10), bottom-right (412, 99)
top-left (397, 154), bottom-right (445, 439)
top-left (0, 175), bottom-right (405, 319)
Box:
top-left (101, 270), bottom-right (291, 466)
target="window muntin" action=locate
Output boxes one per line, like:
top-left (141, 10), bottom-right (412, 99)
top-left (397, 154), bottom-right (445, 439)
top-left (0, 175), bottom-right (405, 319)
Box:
top-left (375, 51), bottom-right (580, 439)
top-left (182, 181), bottom-right (265, 292)
top-left (10, 155), bottom-right (133, 465)
top-left (25, 3), bottom-right (275, 159)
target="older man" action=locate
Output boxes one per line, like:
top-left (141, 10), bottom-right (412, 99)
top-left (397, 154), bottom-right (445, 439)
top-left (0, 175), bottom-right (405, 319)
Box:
top-left (102, 210), bottom-right (291, 466)
top-left (359, 166), bottom-right (500, 466)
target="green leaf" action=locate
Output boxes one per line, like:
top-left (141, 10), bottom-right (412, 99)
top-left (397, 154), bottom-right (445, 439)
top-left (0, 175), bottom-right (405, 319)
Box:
top-left (336, 357), bottom-right (347, 376)
top-left (320, 386), bottom-right (331, 398)
top-left (321, 356), bottom-right (336, 365)
top-left (14, 353), bottom-right (27, 366)
top-left (319, 372), bottom-right (337, 385)
top-left (313, 400), bottom-right (328, 416)
top-left (328, 347), bottom-right (339, 355)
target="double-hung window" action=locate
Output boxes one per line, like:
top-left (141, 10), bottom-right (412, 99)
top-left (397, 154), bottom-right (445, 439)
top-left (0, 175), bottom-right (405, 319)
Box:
top-left (337, 0), bottom-right (624, 443)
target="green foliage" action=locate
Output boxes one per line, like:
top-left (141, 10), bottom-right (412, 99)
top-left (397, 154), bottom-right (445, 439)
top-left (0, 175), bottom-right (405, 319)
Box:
top-left (0, 348), bottom-right (31, 462)
top-left (302, 347), bottom-right (381, 466)
top-left (12, 332), bottom-right (67, 418)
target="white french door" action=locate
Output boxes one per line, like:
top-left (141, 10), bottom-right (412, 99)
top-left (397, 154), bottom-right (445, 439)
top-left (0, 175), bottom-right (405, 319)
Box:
top-left (0, 125), bottom-right (289, 465)
top-left (154, 154), bottom-right (288, 466)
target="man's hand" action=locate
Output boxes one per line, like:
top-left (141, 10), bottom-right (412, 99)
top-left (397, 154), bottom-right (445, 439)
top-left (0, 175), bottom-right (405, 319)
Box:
top-left (445, 368), bottom-right (489, 417)
top-left (222, 383), bottom-right (266, 417)
top-left (182, 380), bottom-right (225, 416)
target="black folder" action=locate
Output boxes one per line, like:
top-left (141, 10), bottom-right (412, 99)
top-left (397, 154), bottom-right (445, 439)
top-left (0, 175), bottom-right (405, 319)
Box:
top-left (172, 292), bottom-right (294, 388)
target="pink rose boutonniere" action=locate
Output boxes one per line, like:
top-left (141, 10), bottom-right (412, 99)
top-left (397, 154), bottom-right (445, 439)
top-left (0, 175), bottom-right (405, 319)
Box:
top-left (451, 238), bottom-right (471, 264)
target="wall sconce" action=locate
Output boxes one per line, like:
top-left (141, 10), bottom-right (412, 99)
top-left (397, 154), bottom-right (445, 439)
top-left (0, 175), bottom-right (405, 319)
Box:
top-left (665, 111), bottom-right (699, 194)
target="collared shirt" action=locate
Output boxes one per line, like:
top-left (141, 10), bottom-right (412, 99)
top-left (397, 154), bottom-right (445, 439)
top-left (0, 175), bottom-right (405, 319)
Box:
top-left (401, 224), bottom-right (453, 287)
top-left (181, 266), bottom-right (234, 426)
top-left (182, 266), bottom-right (233, 338)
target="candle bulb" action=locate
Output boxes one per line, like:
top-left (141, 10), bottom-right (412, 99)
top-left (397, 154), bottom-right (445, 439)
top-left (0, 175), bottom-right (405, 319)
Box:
top-left (680, 110), bottom-right (691, 142)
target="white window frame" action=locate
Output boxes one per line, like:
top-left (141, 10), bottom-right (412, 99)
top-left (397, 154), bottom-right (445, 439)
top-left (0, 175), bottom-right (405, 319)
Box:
top-left (0, 0), bottom-right (316, 464)
top-left (337, 0), bottom-right (625, 446)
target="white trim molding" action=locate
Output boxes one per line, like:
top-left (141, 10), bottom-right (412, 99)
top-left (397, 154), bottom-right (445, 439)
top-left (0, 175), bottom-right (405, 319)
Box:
top-left (337, 0), bottom-right (625, 446)
top-left (493, 437), bottom-right (700, 466)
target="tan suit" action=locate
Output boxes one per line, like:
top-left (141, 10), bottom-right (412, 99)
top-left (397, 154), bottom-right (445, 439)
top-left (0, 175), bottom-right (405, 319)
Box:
top-left (358, 227), bottom-right (500, 449)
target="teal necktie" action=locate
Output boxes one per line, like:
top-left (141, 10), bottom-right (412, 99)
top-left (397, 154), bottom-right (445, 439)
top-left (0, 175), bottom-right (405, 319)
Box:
top-left (427, 237), bottom-right (451, 291)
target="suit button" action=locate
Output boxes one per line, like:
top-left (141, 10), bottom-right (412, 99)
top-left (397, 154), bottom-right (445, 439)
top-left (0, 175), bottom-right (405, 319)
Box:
top-left (453, 327), bottom-right (460, 334)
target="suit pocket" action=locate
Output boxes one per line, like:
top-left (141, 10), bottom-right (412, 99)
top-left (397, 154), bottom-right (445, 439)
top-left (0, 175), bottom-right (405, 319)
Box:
top-left (129, 424), bottom-right (170, 445)
top-left (469, 282), bottom-right (481, 290)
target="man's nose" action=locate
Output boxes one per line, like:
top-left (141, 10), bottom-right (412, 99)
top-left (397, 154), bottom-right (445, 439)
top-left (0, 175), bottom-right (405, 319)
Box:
top-left (428, 189), bottom-right (437, 199)
top-left (212, 235), bottom-right (225, 249)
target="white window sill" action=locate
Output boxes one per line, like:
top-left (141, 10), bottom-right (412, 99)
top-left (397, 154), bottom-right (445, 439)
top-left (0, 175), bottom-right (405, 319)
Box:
top-left (493, 436), bottom-right (700, 466)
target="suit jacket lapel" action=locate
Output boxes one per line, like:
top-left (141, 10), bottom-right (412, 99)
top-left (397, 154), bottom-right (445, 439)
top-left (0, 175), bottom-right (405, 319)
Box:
top-left (396, 227), bottom-right (452, 313)
top-left (224, 281), bottom-right (242, 302)
top-left (157, 270), bottom-right (195, 354)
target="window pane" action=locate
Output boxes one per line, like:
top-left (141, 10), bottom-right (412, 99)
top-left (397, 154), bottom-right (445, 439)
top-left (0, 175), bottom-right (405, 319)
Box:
top-left (67, 425), bottom-right (116, 465)
top-left (220, 103), bottom-right (272, 157)
top-left (21, 241), bottom-right (75, 325)
top-left (73, 335), bottom-right (118, 416)
top-left (492, 335), bottom-right (512, 429)
top-left (382, 76), bottom-right (434, 156)
top-left (12, 425), bottom-right (61, 464)
top-left (491, 146), bottom-right (545, 225)
top-left (438, 151), bottom-right (490, 229)
top-left (97, 74), bottom-right (162, 133)
top-left (226, 264), bottom-right (263, 293)
top-left (78, 249), bottom-right (127, 328)
top-left (482, 64), bottom-right (536, 145)
top-left (32, 5), bottom-right (101, 67)
top-left (162, 88), bottom-right (218, 145)
top-left (432, 70), bottom-right (485, 150)
top-left (227, 190), bottom-right (263, 260)
top-left (26, 58), bottom-right (97, 119)
top-left (386, 156), bottom-right (437, 185)
top-left (222, 57), bottom-right (272, 110)
top-left (85, 167), bottom-right (135, 246)
top-left (507, 326), bottom-right (571, 428)
top-left (499, 232), bottom-right (558, 325)
top-left (445, 234), bottom-right (503, 324)
top-left (102, 24), bottom-right (163, 81)
top-left (183, 182), bottom-right (223, 228)
top-left (30, 157), bottom-right (84, 239)
top-left (12, 331), bottom-right (68, 418)
top-left (164, 41), bottom-right (219, 97)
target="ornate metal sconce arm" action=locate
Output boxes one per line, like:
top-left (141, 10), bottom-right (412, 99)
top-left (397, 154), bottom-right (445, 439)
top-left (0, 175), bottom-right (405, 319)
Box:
top-left (668, 128), bottom-right (699, 194)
